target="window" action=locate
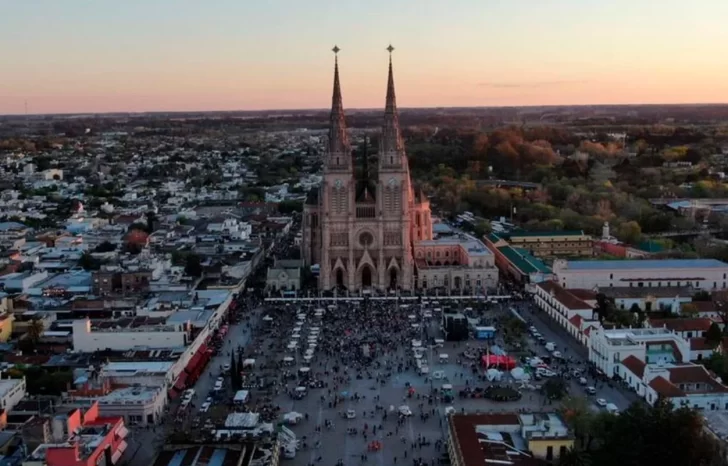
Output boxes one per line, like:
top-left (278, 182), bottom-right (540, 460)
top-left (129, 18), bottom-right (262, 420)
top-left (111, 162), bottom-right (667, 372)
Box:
top-left (546, 446), bottom-right (554, 461)
top-left (610, 273), bottom-right (613, 279)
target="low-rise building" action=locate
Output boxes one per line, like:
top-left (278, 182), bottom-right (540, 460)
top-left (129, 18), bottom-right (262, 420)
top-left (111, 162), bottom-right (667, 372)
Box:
top-left (589, 327), bottom-right (690, 376)
top-left (533, 282), bottom-right (597, 346)
top-left (24, 402), bottom-right (129, 466)
top-left (619, 359), bottom-right (728, 410)
top-left (447, 412), bottom-right (574, 466)
top-left (266, 260), bottom-right (302, 293)
top-left (64, 385), bottom-right (167, 427)
top-left (414, 235), bottom-right (499, 292)
top-left (553, 258), bottom-right (728, 291)
top-left (600, 286), bottom-right (693, 313)
top-left (504, 230), bottom-right (592, 257)
top-left (484, 234), bottom-right (553, 287)
top-left (0, 378), bottom-right (26, 413)
top-left (72, 317), bottom-right (189, 353)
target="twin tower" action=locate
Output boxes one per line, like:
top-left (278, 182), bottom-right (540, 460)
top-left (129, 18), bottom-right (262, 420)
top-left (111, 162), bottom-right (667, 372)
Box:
top-left (302, 46), bottom-right (433, 292)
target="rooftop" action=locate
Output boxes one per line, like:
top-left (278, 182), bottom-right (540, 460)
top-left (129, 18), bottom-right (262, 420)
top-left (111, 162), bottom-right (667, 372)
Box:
top-left (499, 246), bottom-right (552, 274)
top-left (507, 230), bottom-right (587, 238)
top-left (562, 259), bottom-right (728, 271)
top-left (98, 386), bottom-right (163, 404)
top-left (0, 379), bottom-right (23, 399)
top-left (102, 361), bottom-right (174, 375)
top-left (537, 282), bottom-right (593, 311)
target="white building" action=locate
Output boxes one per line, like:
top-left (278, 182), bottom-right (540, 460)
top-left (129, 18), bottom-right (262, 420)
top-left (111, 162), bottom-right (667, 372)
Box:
top-left (619, 358), bottom-right (728, 411)
top-left (589, 326), bottom-right (690, 376)
top-left (97, 386), bottom-right (168, 426)
top-left (0, 378), bottom-right (26, 412)
top-left (553, 259), bottom-right (728, 291)
top-left (72, 318), bottom-right (189, 353)
top-left (100, 361), bottom-right (177, 388)
top-left (533, 281), bottom-right (599, 346)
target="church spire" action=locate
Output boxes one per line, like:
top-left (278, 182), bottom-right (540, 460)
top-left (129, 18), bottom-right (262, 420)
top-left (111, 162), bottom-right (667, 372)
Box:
top-left (380, 44), bottom-right (405, 166)
top-left (327, 45), bottom-right (350, 162)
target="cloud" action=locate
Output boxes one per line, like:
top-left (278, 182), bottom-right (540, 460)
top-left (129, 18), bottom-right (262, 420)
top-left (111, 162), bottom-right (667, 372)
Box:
top-left (477, 80), bottom-right (589, 89)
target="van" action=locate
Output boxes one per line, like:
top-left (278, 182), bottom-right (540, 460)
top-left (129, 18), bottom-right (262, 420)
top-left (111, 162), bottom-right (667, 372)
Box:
top-left (606, 403), bottom-right (619, 414)
top-left (545, 342), bottom-right (556, 352)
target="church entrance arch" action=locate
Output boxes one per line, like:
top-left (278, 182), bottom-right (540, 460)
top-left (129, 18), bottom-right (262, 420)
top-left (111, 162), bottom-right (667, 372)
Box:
top-left (335, 269), bottom-right (345, 288)
top-left (361, 266), bottom-right (373, 289)
top-left (389, 268), bottom-right (398, 289)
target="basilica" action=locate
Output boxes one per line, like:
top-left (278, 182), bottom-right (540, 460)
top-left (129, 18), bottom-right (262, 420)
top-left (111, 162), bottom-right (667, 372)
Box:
top-left (302, 47), bottom-right (498, 293)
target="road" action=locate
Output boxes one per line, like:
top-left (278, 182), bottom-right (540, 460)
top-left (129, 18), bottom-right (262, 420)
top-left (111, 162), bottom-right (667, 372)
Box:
top-left (515, 300), bottom-right (641, 412)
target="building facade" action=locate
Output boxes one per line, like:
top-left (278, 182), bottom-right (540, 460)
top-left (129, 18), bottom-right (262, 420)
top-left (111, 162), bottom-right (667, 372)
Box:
top-left (302, 48), bottom-right (433, 292)
top-left (506, 231), bottom-right (593, 257)
top-left (553, 258), bottom-right (728, 291)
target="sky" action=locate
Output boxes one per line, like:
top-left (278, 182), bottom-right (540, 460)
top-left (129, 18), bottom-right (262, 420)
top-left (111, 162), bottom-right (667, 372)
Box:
top-left (1, 0), bottom-right (728, 114)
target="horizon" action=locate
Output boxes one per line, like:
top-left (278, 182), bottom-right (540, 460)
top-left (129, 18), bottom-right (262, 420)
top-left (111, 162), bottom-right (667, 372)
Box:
top-left (2, 0), bottom-right (728, 115)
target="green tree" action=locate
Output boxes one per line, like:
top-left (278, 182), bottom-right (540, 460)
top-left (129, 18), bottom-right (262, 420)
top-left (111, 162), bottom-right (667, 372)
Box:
top-left (706, 322), bottom-right (723, 347)
top-left (558, 447), bottom-right (592, 466)
top-left (184, 254), bottom-right (203, 277)
top-left (616, 221), bottom-right (642, 244)
top-left (230, 352), bottom-right (239, 390)
top-left (473, 220), bottom-right (492, 238)
top-left (26, 320), bottom-right (45, 344)
top-left (542, 378), bottom-right (568, 401)
top-left (77, 252), bottom-right (100, 271)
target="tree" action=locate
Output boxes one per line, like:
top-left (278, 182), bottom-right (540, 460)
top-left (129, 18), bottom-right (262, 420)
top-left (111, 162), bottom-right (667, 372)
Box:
top-left (707, 322), bottom-right (723, 347)
top-left (278, 200), bottom-right (303, 215)
top-left (94, 241), bottom-right (116, 253)
top-left (542, 378), bottom-right (568, 401)
top-left (616, 221), bottom-right (642, 244)
top-left (473, 220), bottom-right (492, 238)
top-left (26, 320), bottom-right (45, 344)
top-left (230, 352), bottom-right (239, 390)
top-left (590, 401), bottom-right (727, 466)
top-left (558, 447), bottom-right (592, 466)
top-left (184, 254), bottom-right (203, 277)
top-left (77, 252), bottom-right (100, 271)
top-left (559, 396), bottom-right (595, 449)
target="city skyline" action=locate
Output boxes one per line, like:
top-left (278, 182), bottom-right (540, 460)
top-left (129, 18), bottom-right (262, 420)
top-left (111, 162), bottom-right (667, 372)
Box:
top-left (2, 0), bottom-right (728, 115)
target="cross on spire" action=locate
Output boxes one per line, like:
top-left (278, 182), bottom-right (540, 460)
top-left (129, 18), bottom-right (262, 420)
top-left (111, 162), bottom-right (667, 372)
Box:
top-left (332, 45), bottom-right (340, 55)
top-left (387, 44), bottom-right (395, 54)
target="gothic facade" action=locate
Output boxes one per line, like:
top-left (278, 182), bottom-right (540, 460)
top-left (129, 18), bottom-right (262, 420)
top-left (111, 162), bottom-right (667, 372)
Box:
top-left (302, 50), bottom-right (433, 291)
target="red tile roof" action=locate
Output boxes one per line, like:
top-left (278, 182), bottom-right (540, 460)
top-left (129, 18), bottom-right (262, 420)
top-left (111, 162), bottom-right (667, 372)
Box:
top-left (450, 414), bottom-right (543, 466)
top-left (690, 337), bottom-right (716, 351)
top-left (650, 365), bottom-right (728, 398)
top-left (537, 282), bottom-right (593, 311)
top-left (692, 301), bottom-right (715, 314)
top-left (568, 315), bottom-right (583, 329)
top-left (649, 318), bottom-right (712, 333)
top-left (621, 355), bottom-right (646, 378)
top-left (649, 376), bottom-right (685, 397)
top-left (569, 289), bottom-right (598, 301)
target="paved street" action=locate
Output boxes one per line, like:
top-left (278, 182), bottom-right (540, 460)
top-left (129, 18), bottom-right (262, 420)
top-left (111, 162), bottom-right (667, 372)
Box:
top-left (150, 295), bottom-right (646, 466)
top-left (516, 300), bottom-right (642, 411)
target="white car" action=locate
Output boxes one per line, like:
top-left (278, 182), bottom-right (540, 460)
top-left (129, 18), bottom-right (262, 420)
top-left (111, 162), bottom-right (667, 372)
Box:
top-left (596, 398), bottom-right (607, 407)
top-left (552, 351), bottom-right (562, 359)
top-left (182, 389), bottom-right (194, 401)
top-left (346, 409), bottom-right (356, 419)
top-left (199, 402), bottom-right (211, 413)
top-left (223, 363), bottom-right (231, 373)
top-left (399, 405), bottom-right (413, 417)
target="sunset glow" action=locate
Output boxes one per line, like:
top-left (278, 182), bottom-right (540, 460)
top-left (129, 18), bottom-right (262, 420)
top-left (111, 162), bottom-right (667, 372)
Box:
top-left (2, 0), bottom-right (728, 114)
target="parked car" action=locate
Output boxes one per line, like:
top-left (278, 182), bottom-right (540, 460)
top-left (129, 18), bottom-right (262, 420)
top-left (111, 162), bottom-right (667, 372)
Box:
top-left (199, 402), bottom-right (211, 413)
top-left (585, 386), bottom-right (597, 395)
top-left (596, 398), bottom-right (607, 407)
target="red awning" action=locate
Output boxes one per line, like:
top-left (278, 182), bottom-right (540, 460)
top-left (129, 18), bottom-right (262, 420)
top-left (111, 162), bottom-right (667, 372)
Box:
top-left (168, 388), bottom-right (179, 400)
top-left (174, 372), bottom-right (188, 391)
top-left (185, 353), bottom-right (203, 375)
